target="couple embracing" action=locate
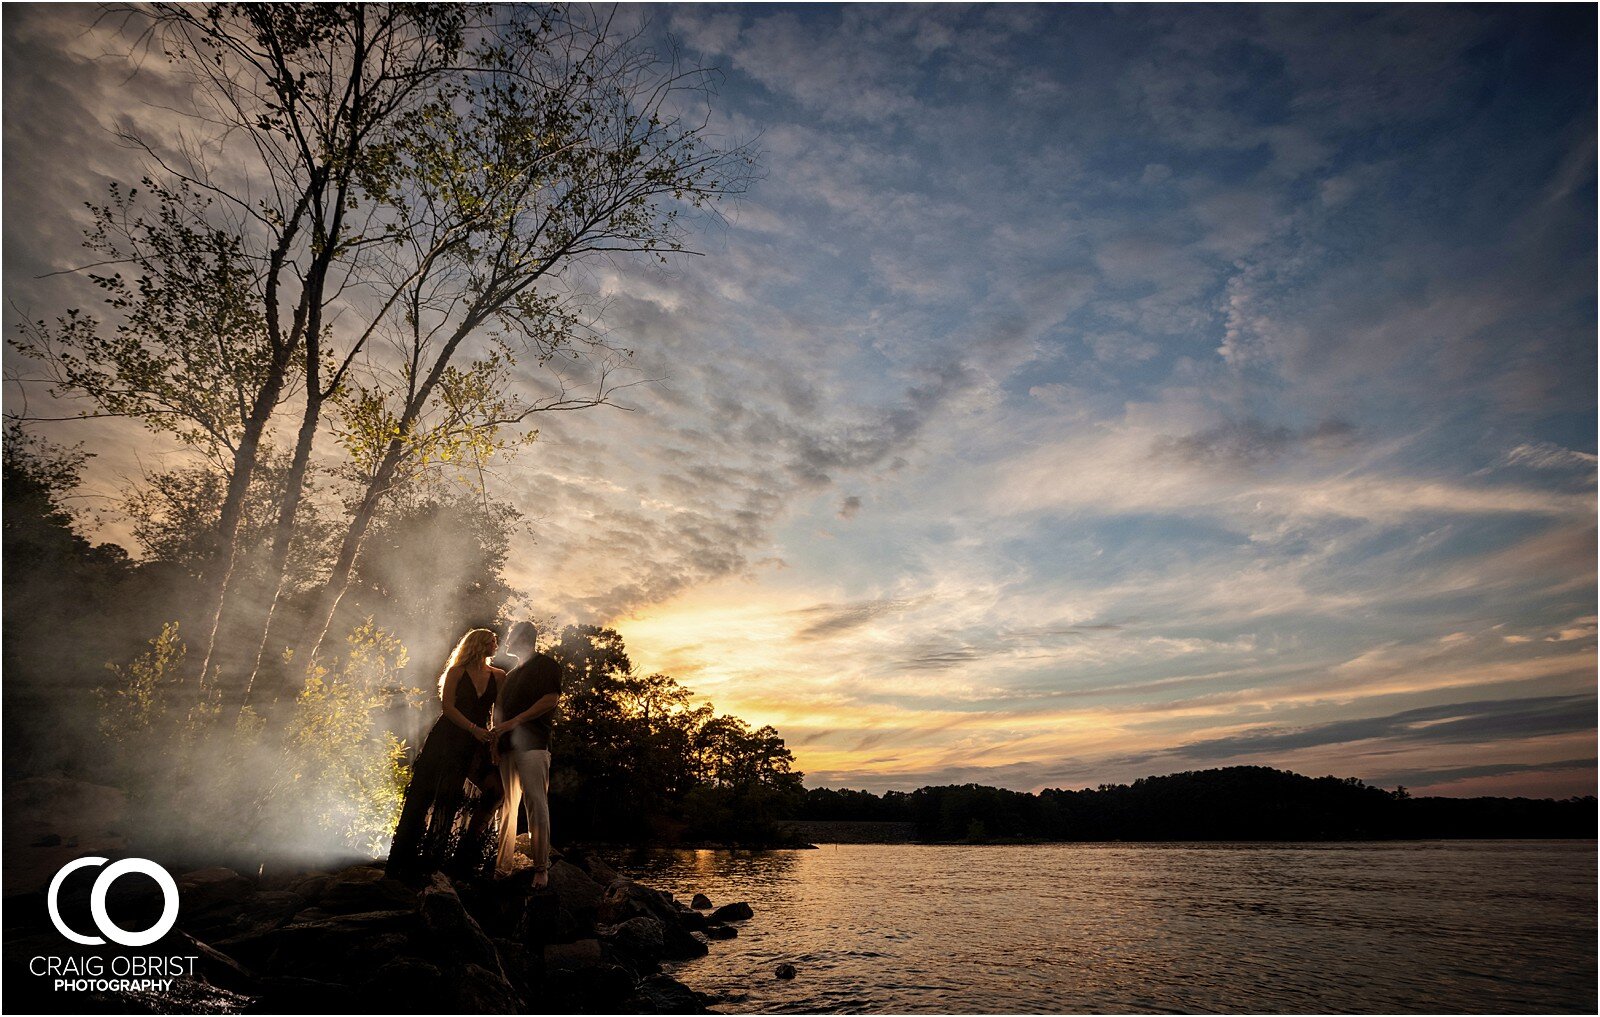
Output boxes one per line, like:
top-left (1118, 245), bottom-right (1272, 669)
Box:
top-left (386, 621), bottom-right (563, 887)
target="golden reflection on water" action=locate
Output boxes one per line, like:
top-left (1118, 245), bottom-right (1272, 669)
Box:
top-left (622, 841), bottom-right (1597, 1014)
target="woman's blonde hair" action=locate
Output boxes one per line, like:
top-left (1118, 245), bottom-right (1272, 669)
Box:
top-left (438, 627), bottom-right (497, 693)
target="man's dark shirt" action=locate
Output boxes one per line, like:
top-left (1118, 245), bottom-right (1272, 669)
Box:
top-left (497, 651), bottom-right (562, 753)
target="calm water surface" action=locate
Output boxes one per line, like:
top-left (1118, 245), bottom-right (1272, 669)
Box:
top-left (618, 841), bottom-right (1596, 1013)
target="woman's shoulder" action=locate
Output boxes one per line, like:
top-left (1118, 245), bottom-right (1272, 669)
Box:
top-left (488, 665), bottom-right (507, 679)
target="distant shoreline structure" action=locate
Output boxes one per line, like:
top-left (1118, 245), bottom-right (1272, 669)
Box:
top-left (790, 766), bottom-right (1598, 843)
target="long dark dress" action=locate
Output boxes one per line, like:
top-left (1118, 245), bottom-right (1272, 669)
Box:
top-left (387, 670), bottom-right (503, 879)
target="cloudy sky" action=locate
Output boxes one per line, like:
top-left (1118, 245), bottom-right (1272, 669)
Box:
top-left (6, 5), bottom-right (1595, 797)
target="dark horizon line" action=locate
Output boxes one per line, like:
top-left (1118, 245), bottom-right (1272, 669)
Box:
top-left (800, 762), bottom-right (1599, 803)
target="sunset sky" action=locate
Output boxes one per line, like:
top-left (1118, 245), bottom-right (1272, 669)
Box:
top-left (6, 5), bottom-right (1595, 798)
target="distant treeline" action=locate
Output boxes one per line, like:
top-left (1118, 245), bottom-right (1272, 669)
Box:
top-left (799, 767), bottom-right (1598, 841)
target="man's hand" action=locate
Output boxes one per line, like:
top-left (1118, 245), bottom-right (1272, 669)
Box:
top-left (472, 725), bottom-right (492, 744)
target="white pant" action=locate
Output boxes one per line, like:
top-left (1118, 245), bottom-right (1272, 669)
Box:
top-left (499, 749), bottom-right (551, 872)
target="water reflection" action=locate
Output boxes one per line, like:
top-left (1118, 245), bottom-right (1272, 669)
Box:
top-left (615, 841), bottom-right (1597, 1014)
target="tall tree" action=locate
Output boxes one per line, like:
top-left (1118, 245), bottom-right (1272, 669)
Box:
top-left (14, 5), bottom-right (750, 707)
top-left (292, 6), bottom-right (749, 663)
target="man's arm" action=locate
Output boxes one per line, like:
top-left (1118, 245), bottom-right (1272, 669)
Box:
top-left (497, 692), bottom-right (559, 732)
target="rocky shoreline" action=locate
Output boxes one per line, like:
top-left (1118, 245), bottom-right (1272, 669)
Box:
top-left (7, 845), bottom-right (752, 1014)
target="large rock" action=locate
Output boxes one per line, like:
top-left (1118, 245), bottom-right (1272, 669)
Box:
top-left (286, 873), bottom-right (333, 904)
top-left (662, 921), bottom-right (708, 961)
top-left (599, 881), bottom-right (708, 960)
top-left (215, 908), bottom-right (420, 984)
top-left (517, 887), bottom-right (564, 946)
top-left (628, 972), bottom-right (718, 1014)
top-left (599, 879), bottom-right (675, 925)
top-left (181, 889), bottom-right (305, 942)
top-left (544, 860), bottom-right (605, 942)
top-left (710, 901), bottom-right (754, 922)
top-left (600, 915), bottom-right (665, 969)
top-left (449, 962), bottom-right (524, 1013)
top-left (544, 938), bottom-right (603, 970)
top-left (419, 873), bottom-right (505, 978)
top-left (457, 867), bottom-right (536, 937)
top-left (492, 937), bottom-right (542, 999)
top-left (317, 868), bottom-right (417, 914)
top-left (548, 859), bottom-right (604, 910)
top-left (176, 931), bottom-right (257, 994)
top-left (585, 854), bottom-right (621, 886)
top-left (690, 893), bottom-right (713, 910)
top-left (359, 957), bottom-right (446, 1012)
top-left (177, 867), bottom-right (254, 910)
top-left (355, 951), bottom-right (522, 1012)
top-left (547, 963), bottom-right (638, 1012)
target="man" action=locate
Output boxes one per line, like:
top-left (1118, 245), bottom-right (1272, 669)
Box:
top-left (491, 620), bottom-right (563, 886)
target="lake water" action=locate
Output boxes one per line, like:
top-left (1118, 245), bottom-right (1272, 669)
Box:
top-left (618, 841), bottom-right (1597, 1014)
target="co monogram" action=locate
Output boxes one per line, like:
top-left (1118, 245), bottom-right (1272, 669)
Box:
top-left (47, 857), bottom-right (180, 947)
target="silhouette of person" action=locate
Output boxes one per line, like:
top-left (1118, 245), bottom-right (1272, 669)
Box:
top-left (387, 628), bottom-right (505, 879)
top-left (492, 620), bottom-right (563, 886)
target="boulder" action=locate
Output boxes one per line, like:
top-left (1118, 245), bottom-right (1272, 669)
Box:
top-left (775, 962), bottom-right (797, 980)
top-left (176, 931), bottom-right (257, 994)
top-left (178, 867), bottom-right (253, 909)
top-left (690, 893), bottom-right (713, 910)
top-left (710, 901), bottom-right (754, 922)
top-left (597, 881), bottom-right (711, 961)
top-left (492, 937), bottom-right (541, 999)
top-left (543, 938), bottom-right (604, 970)
top-left (585, 854), bottom-right (621, 886)
top-left (359, 957), bottom-right (447, 1012)
top-left (548, 962), bottom-right (638, 1011)
top-left (560, 845), bottom-right (621, 887)
top-left (674, 907), bottom-right (710, 932)
top-left (600, 915), bottom-right (665, 968)
top-left (286, 873), bottom-right (332, 904)
top-left (214, 908), bottom-right (419, 983)
top-left (545, 860), bottom-right (605, 941)
top-left (318, 870), bottom-right (417, 914)
top-left (448, 962), bottom-right (524, 1013)
top-left (599, 879), bottom-right (676, 926)
top-left (419, 873), bottom-right (504, 977)
top-left (661, 922), bottom-right (709, 961)
top-left (181, 889), bottom-right (305, 942)
top-left (629, 972), bottom-right (718, 1014)
top-left (358, 956), bottom-right (521, 1013)
top-left (547, 859), bottom-right (604, 910)
top-left (704, 924), bottom-right (737, 941)
top-left (517, 888), bottom-right (563, 946)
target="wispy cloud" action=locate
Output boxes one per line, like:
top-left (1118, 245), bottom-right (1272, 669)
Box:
top-left (6, 5), bottom-right (1593, 798)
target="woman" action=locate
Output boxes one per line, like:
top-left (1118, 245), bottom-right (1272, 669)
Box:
top-left (386, 628), bottom-right (505, 880)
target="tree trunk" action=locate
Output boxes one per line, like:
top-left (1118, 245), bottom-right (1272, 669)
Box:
top-left (295, 460), bottom-right (391, 665)
top-left (293, 305), bottom-right (488, 664)
top-left (193, 353), bottom-right (291, 688)
top-left (232, 388), bottom-right (323, 718)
